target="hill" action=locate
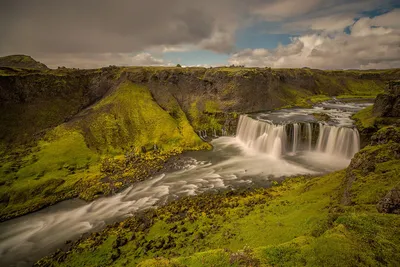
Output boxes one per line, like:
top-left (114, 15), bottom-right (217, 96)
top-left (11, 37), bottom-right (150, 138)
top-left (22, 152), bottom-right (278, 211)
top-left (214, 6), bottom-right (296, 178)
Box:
top-left (0, 55), bottom-right (48, 70)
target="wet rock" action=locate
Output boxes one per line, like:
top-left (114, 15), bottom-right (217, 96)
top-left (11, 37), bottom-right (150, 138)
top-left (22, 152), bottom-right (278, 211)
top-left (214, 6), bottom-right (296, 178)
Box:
top-left (377, 187), bottom-right (400, 214)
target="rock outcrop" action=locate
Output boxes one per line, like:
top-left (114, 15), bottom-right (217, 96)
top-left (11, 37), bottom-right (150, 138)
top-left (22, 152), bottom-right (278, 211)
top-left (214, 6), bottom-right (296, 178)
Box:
top-left (377, 186), bottom-right (400, 214)
top-left (373, 80), bottom-right (400, 117)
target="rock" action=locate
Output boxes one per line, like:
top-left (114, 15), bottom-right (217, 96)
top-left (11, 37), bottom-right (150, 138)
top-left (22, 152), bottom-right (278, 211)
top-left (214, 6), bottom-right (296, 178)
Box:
top-left (371, 127), bottom-right (400, 145)
top-left (110, 248), bottom-right (121, 261)
top-left (112, 236), bottom-right (128, 248)
top-left (373, 81), bottom-right (400, 117)
top-left (377, 187), bottom-right (400, 214)
top-left (373, 93), bottom-right (395, 116)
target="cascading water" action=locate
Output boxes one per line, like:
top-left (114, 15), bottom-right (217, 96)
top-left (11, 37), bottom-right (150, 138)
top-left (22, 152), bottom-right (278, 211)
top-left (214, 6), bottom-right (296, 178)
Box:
top-left (315, 123), bottom-right (360, 158)
top-left (292, 123), bottom-right (299, 153)
top-left (236, 115), bottom-right (287, 156)
top-left (236, 115), bottom-right (360, 159)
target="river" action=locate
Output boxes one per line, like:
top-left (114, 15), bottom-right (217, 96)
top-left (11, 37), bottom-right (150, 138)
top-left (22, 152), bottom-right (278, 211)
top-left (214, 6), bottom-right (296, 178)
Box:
top-left (0, 100), bottom-right (371, 266)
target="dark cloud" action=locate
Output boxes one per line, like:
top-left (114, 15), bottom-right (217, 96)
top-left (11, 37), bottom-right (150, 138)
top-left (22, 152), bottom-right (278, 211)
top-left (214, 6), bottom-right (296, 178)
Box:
top-left (0, 0), bottom-right (243, 55)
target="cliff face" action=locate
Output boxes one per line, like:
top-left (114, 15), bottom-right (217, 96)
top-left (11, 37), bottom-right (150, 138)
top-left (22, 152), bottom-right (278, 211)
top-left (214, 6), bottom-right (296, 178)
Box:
top-left (373, 80), bottom-right (400, 117)
top-left (2, 67), bottom-right (397, 150)
top-left (0, 65), bottom-right (399, 221)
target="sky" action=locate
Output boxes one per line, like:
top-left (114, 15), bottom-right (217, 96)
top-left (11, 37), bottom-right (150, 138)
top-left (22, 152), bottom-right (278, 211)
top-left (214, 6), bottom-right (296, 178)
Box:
top-left (0, 0), bottom-right (399, 69)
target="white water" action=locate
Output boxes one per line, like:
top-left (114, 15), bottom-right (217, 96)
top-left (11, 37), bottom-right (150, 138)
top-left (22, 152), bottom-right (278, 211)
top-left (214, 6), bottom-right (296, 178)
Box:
top-left (237, 115), bottom-right (360, 159)
top-left (0, 100), bottom-right (368, 267)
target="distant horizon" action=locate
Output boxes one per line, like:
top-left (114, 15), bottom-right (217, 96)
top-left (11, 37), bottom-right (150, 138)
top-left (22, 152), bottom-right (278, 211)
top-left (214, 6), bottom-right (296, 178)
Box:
top-left (2, 53), bottom-right (400, 71)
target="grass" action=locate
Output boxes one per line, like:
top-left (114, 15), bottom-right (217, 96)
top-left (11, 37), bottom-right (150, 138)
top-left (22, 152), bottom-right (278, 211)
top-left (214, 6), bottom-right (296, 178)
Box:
top-left (0, 66), bottom-right (395, 221)
top-left (83, 81), bottom-right (205, 153)
top-left (352, 106), bottom-right (376, 130)
top-left (36, 125), bottom-right (400, 266)
top-left (278, 84), bottom-right (332, 108)
top-left (0, 81), bottom-right (209, 220)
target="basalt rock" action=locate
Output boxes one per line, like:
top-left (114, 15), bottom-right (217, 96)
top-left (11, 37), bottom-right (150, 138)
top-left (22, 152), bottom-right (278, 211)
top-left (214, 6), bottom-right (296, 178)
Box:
top-left (373, 81), bottom-right (400, 117)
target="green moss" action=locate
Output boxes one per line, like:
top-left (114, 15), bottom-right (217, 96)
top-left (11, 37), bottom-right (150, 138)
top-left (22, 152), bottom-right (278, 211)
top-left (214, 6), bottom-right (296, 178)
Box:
top-left (188, 99), bottom-right (227, 133)
top-left (342, 79), bottom-right (384, 98)
top-left (278, 85), bottom-right (331, 108)
top-left (0, 126), bottom-right (100, 220)
top-left (352, 106), bottom-right (376, 130)
top-left (0, 80), bottom-right (209, 220)
top-left (83, 81), bottom-right (204, 153)
top-left (312, 113), bottom-right (331, 121)
top-left (36, 135), bottom-right (400, 266)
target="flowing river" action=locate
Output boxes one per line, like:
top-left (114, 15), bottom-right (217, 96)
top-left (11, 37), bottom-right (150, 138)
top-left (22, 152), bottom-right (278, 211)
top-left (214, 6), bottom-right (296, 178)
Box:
top-left (0, 100), bottom-right (371, 266)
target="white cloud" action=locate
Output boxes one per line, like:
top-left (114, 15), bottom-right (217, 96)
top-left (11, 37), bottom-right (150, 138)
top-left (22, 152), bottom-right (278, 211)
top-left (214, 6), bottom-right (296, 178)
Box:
top-left (229, 10), bottom-right (400, 69)
top-left (131, 53), bottom-right (168, 66)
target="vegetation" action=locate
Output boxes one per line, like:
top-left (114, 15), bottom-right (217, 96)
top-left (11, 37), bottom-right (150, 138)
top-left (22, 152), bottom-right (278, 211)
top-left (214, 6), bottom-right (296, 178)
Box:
top-left (36, 127), bottom-right (400, 266)
top-left (0, 63), bottom-right (398, 221)
top-left (1, 58), bottom-right (399, 265)
top-left (0, 81), bottom-right (208, 221)
top-left (312, 113), bottom-right (331, 121)
top-left (0, 54), bottom-right (49, 69)
top-left (352, 106), bottom-right (376, 131)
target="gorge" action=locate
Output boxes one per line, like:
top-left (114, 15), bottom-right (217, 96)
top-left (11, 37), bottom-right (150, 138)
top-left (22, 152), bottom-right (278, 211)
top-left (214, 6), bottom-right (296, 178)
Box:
top-left (0, 57), bottom-right (399, 266)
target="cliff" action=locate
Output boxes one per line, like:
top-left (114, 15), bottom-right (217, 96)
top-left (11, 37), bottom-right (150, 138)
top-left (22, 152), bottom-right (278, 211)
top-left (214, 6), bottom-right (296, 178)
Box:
top-left (35, 79), bottom-right (400, 267)
top-left (0, 64), bottom-right (399, 221)
top-left (373, 80), bottom-right (400, 117)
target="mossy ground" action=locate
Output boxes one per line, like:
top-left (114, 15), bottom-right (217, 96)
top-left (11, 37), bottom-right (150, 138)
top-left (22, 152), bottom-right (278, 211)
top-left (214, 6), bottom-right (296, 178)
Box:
top-left (0, 66), bottom-right (396, 221)
top-left (352, 106), bottom-right (376, 130)
top-left (36, 127), bottom-right (400, 267)
top-left (0, 81), bottom-right (208, 221)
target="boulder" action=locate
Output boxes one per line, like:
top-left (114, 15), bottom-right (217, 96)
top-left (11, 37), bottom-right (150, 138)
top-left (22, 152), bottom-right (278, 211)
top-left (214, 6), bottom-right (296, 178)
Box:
top-left (377, 187), bottom-right (400, 214)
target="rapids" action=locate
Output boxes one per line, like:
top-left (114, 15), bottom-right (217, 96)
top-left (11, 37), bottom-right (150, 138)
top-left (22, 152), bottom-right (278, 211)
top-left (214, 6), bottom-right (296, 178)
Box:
top-left (0, 100), bottom-right (371, 267)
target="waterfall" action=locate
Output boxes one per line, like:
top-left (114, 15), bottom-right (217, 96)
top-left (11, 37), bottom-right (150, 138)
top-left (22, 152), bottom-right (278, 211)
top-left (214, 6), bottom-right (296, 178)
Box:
top-left (292, 123), bottom-right (299, 153)
top-left (236, 115), bottom-right (286, 157)
top-left (236, 115), bottom-right (359, 159)
top-left (306, 123), bottom-right (312, 151)
top-left (315, 124), bottom-right (360, 158)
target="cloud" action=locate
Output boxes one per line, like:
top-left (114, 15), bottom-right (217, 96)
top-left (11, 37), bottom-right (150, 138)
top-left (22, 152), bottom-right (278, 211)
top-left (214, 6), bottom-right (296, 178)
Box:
top-left (0, 0), bottom-right (243, 56)
top-left (250, 0), bottom-right (394, 33)
top-left (131, 52), bottom-right (170, 66)
top-left (228, 10), bottom-right (400, 69)
top-left (1, 1), bottom-right (397, 68)
top-left (251, 0), bottom-right (322, 21)
top-left (282, 13), bottom-right (356, 33)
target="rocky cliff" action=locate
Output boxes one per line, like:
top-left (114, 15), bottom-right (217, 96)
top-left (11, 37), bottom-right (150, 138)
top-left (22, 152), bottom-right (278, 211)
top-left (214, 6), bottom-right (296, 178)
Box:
top-left (0, 62), bottom-right (399, 221)
top-left (373, 80), bottom-right (400, 117)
